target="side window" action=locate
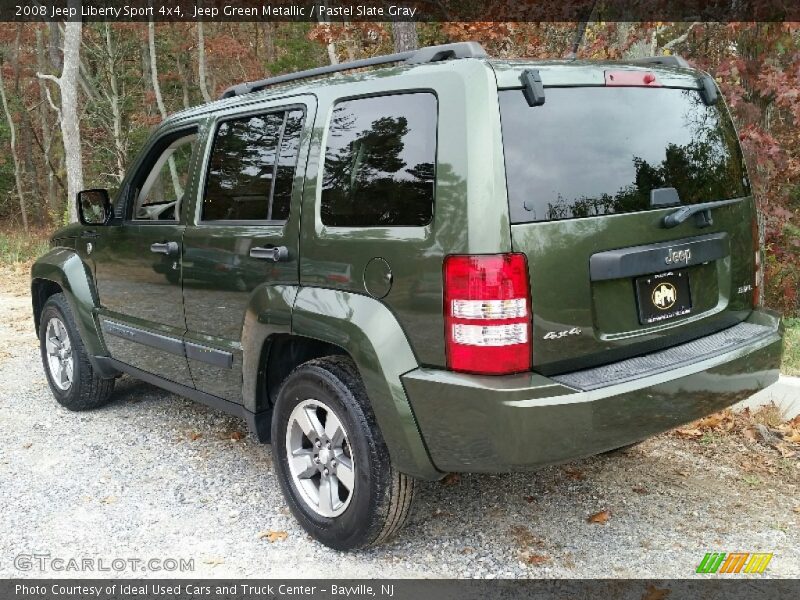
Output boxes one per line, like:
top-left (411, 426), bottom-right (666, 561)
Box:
top-left (202, 109), bottom-right (305, 221)
top-left (132, 131), bottom-right (198, 221)
top-left (321, 93), bottom-right (437, 227)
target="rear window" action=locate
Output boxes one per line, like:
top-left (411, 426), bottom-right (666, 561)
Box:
top-left (499, 87), bottom-right (749, 223)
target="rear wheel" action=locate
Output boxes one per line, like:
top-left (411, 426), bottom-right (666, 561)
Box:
top-left (272, 356), bottom-right (415, 550)
top-left (39, 293), bottom-right (115, 411)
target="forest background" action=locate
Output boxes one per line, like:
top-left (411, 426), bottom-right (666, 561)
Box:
top-left (0, 20), bottom-right (797, 322)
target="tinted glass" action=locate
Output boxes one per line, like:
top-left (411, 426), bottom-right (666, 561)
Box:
top-left (321, 93), bottom-right (437, 227)
top-left (499, 87), bottom-right (749, 223)
top-left (271, 109), bottom-right (304, 221)
top-left (203, 110), bottom-right (304, 221)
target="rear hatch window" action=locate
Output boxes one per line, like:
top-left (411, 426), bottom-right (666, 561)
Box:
top-left (499, 83), bottom-right (757, 375)
top-left (500, 87), bottom-right (749, 224)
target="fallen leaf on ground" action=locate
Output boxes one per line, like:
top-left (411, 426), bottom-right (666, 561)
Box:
top-left (259, 530), bottom-right (288, 543)
top-left (587, 509), bottom-right (610, 524)
top-left (460, 547), bottom-right (475, 554)
top-left (793, 506), bottom-right (800, 514)
top-left (202, 558), bottom-right (224, 567)
top-left (563, 466), bottom-right (585, 480)
top-left (632, 486), bottom-right (648, 495)
top-left (522, 552), bottom-right (549, 565)
top-left (229, 430), bottom-right (245, 441)
top-left (696, 413), bottom-right (726, 429)
top-left (641, 583), bottom-right (671, 600)
top-left (441, 473), bottom-right (461, 486)
top-left (22, 442), bottom-right (32, 449)
top-left (743, 427), bottom-right (758, 442)
top-left (189, 432), bottom-right (202, 441)
top-left (100, 496), bottom-right (118, 505)
top-left (524, 495), bottom-right (535, 503)
top-left (509, 525), bottom-right (544, 548)
top-left (675, 428), bottom-right (703, 439)
top-left (781, 429), bottom-right (800, 444)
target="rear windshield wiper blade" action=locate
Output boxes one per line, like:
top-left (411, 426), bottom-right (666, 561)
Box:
top-left (662, 198), bottom-right (742, 229)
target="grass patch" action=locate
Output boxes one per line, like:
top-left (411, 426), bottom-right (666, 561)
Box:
top-left (0, 227), bottom-right (50, 265)
top-left (783, 318), bottom-right (800, 377)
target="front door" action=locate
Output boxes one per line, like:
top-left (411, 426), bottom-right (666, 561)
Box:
top-left (181, 99), bottom-right (314, 401)
top-left (94, 125), bottom-right (202, 387)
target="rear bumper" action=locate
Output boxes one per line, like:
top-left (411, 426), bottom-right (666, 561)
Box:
top-left (402, 309), bottom-right (782, 473)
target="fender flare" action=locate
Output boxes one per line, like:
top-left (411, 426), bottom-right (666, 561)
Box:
top-left (290, 287), bottom-right (440, 480)
top-left (30, 248), bottom-right (117, 377)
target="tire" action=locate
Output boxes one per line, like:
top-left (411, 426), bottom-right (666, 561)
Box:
top-left (272, 356), bottom-right (415, 550)
top-left (39, 293), bottom-right (115, 411)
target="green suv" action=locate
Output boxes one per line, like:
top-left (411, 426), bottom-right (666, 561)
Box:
top-left (31, 42), bottom-right (782, 550)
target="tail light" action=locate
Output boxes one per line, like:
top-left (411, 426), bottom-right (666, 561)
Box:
top-left (752, 214), bottom-right (762, 307)
top-left (443, 254), bottom-right (532, 375)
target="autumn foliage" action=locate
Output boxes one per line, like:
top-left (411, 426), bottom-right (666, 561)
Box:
top-left (0, 21), bottom-right (797, 313)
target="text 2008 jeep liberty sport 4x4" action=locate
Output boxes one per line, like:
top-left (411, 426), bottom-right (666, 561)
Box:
top-left (32, 42), bottom-right (782, 550)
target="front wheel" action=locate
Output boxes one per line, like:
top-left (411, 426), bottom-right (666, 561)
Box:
top-left (272, 356), bottom-right (415, 550)
top-left (39, 293), bottom-right (115, 411)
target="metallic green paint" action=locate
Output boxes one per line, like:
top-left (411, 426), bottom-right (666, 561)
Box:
top-left (30, 56), bottom-right (782, 483)
top-left (239, 283), bottom-right (298, 410)
top-left (31, 247), bottom-right (110, 368)
top-left (180, 95), bottom-right (316, 402)
top-left (297, 59), bottom-right (509, 368)
top-left (511, 198), bottom-right (757, 373)
top-left (292, 287), bottom-right (439, 480)
top-left (402, 309), bottom-right (782, 472)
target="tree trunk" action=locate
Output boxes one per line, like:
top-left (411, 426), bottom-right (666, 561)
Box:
top-left (36, 26), bottom-right (58, 222)
top-left (391, 22), bottom-right (418, 53)
top-left (48, 22), bottom-right (62, 70)
top-left (60, 14), bottom-right (84, 223)
top-left (0, 61), bottom-right (29, 232)
top-left (263, 22), bottom-right (276, 64)
top-left (104, 23), bottom-right (126, 183)
top-left (148, 19), bottom-right (183, 199)
top-left (318, 3), bottom-right (338, 65)
top-left (176, 55), bottom-right (191, 109)
top-left (197, 21), bottom-right (213, 103)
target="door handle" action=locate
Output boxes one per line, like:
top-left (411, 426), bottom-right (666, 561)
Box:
top-left (150, 241), bottom-right (180, 256)
top-left (249, 246), bottom-right (290, 262)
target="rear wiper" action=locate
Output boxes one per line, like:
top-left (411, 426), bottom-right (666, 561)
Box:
top-left (662, 198), bottom-right (742, 229)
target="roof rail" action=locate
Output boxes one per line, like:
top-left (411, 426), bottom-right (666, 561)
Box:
top-left (625, 55), bottom-right (691, 69)
top-left (219, 42), bottom-right (487, 99)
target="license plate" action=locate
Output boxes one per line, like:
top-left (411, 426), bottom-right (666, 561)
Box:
top-left (635, 269), bottom-right (692, 325)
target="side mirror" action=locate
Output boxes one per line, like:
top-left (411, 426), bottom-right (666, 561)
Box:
top-left (77, 189), bottom-right (112, 225)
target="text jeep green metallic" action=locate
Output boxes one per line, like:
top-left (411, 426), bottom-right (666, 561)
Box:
top-left (31, 42), bottom-right (782, 550)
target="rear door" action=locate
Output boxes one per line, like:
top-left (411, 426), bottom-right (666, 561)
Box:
top-left (181, 97), bottom-right (314, 402)
top-left (497, 74), bottom-right (757, 374)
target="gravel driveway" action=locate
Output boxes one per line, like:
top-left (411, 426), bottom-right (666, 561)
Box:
top-left (1, 270), bottom-right (798, 579)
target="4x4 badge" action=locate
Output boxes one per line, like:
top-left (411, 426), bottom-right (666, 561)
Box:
top-left (543, 327), bottom-right (581, 340)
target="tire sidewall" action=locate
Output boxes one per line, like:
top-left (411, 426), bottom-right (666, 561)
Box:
top-left (39, 296), bottom-right (83, 406)
top-left (272, 363), bottom-right (387, 550)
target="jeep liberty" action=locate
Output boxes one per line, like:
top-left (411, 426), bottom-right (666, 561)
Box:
top-left (31, 42), bottom-right (782, 550)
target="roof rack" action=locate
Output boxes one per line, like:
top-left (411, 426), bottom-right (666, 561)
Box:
top-left (625, 55), bottom-right (691, 69)
top-left (219, 42), bottom-right (487, 99)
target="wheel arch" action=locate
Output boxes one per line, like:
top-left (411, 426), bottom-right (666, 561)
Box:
top-left (285, 287), bottom-right (439, 480)
top-left (31, 248), bottom-right (116, 377)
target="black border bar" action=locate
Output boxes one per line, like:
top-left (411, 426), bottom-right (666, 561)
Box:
top-left (3, 579), bottom-right (800, 600)
top-left (2, 1), bottom-right (800, 22)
